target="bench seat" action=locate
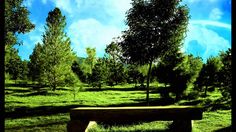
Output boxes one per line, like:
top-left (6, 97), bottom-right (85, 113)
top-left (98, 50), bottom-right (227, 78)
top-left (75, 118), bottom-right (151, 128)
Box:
top-left (67, 106), bottom-right (203, 132)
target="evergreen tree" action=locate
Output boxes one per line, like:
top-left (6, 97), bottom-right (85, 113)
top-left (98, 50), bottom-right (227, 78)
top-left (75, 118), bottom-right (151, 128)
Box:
top-left (29, 8), bottom-right (76, 90)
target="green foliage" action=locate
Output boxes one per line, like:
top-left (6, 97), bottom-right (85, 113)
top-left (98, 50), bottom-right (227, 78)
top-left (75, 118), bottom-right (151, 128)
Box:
top-left (71, 60), bottom-right (87, 82)
top-left (107, 60), bottom-right (126, 85)
top-left (218, 48), bottom-right (231, 101)
top-left (195, 56), bottom-right (223, 96)
top-left (90, 58), bottom-right (108, 89)
top-left (4, 0), bottom-right (34, 82)
top-left (5, 48), bottom-right (29, 81)
top-left (119, 0), bottom-right (189, 65)
top-left (28, 43), bottom-right (44, 82)
top-left (85, 47), bottom-right (97, 74)
top-left (153, 51), bottom-right (203, 100)
top-left (126, 65), bottom-right (143, 85)
top-left (118, 0), bottom-right (189, 104)
top-left (5, 0), bottom-right (35, 35)
top-left (29, 8), bottom-right (77, 90)
top-left (105, 43), bottom-right (127, 85)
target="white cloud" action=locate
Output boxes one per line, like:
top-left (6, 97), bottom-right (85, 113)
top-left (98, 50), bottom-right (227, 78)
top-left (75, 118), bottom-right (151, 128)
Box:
top-left (41, 0), bottom-right (47, 4)
top-left (23, 0), bottom-right (34, 8)
top-left (209, 8), bottom-right (223, 20)
top-left (50, 0), bottom-right (73, 14)
top-left (68, 18), bottom-right (122, 57)
top-left (184, 22), bottom-right (231, 60)
top-left (74, 0), bottom-right (131, 24)
top-left (190, 20), bottom-right (231, 30)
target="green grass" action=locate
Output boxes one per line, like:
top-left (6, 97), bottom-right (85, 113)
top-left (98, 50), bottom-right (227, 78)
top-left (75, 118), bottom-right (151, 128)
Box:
top-left (5, 81), bottom-right (231, 132)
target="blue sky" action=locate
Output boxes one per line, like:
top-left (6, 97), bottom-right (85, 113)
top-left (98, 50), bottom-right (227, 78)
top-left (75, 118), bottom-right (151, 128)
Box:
top-left (15, 0), bottom-right (231, 62)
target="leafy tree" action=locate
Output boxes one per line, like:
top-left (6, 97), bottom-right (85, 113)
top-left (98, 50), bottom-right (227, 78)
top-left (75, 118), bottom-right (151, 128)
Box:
top-left (29, 8), bottom-right (77, 90)
top-left (127, 65), bottom-right (142, 86)
top-left (19, 60), bottom-right (29, 80)
top-left (195, 56), bottom-right (223, 96)
top-left (187, 55), bottom-right (203, 85)
top-left (71, 60), bottom-right (87, 83)
top-left (108, 60), bottom-right (126, 85)
top-left (118, 0), bottom-right (189, 105)
top-left (28, 43), bottom-right (44, 83)
top-left (5, 0), bottom-right (35, 46)
top-left (152, 62), bottom-right (171, 88)
top-left (5, 49), bottom-right (22, 83)
top-left (4, 0), bottom-right (35, 77)
top-left (105, 42), bottom-right (126, 85)
top-left (153, 51), bottom-right (202, 100)
top-left (218, 48), bottom-right (231, 101)
top-left (90, 58), bottom-right (108, 89)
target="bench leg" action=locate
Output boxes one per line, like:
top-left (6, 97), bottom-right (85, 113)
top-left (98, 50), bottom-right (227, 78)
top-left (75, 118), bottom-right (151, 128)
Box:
top-left (171, 120), bottom-right (192, 132)
top-left (67, 120), bottom-right (89, 132)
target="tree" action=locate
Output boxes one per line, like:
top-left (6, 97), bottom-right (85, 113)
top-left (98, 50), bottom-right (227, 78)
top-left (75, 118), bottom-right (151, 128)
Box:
top-left (187, 55), bottom-right (203, 85)
top-left (105, 42), bottom-right (126, 85)
top-left (19, 60), bottom-right (29, 80)
top-left (5, 0), bottom-right (35, 46)
top-left (195, 56), bottom-right (223, 96)
top-left (29, 8), bottom-right (76, 90)
top-left (4, 0), bottom-right (35, 76)
top-left (218, 48), bottom-right (231, 101)
top-left (90, 58), bottom-right (108, 89)
top-left (71, 60), bottom-right (87, 83)
top-left (127, 64), bottom-right (142, 86)
top-left (119, 0), bottom-right (189, 105)
top-left (28, 43), bottom-right (44, 83)
top-left (5, 48), bottom-right (22, 83)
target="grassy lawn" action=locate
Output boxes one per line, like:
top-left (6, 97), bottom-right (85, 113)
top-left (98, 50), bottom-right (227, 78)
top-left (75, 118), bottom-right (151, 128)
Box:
top-left (5, 81), bottom-right (231, 132)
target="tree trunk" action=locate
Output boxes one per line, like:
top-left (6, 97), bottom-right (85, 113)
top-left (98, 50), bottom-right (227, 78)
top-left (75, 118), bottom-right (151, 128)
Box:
top-left (204, 85), bottom-right (208, 96)
top-left (146, 61), bottom-right (152, 106)
top-left (52, 83), bottom-right (56, 91)
top-left (175, 93), bottom-right (180, 101)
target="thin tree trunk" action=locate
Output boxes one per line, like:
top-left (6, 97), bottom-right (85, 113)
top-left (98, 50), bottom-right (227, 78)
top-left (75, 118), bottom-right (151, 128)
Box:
top-left (146, 61), bottom-right (152, 106)
top-left (204, 85), bottom-right (208, 96)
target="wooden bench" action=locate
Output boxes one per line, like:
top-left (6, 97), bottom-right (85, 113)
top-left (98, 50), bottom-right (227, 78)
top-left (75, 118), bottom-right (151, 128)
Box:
top-left (67, 106), bottom-right (203, 132)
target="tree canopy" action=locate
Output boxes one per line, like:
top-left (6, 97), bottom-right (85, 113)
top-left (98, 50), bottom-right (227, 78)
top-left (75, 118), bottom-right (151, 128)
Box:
top-left (118, 0), bottom-right (190, 105)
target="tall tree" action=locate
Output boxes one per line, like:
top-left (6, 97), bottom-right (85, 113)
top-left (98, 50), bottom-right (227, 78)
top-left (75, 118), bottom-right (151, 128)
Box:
top-left (4, 0), bottom-right (35, 76)
top-left (119, 0), bottom-right (189, 105)
top-left (29, 8), bottom-right (76, 90)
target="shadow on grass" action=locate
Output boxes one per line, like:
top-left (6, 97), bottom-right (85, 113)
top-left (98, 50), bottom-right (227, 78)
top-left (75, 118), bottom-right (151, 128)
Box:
top-left (84, 86), bottom-right (158, 92)
top-left (5, 104), bottom-right (89, 119)
top-left (5, 98), bottom-right (176, 119)
top-left (14, 91), bottom-right (61, 97)
top-left (214, 125), bottom-right (232, 132)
